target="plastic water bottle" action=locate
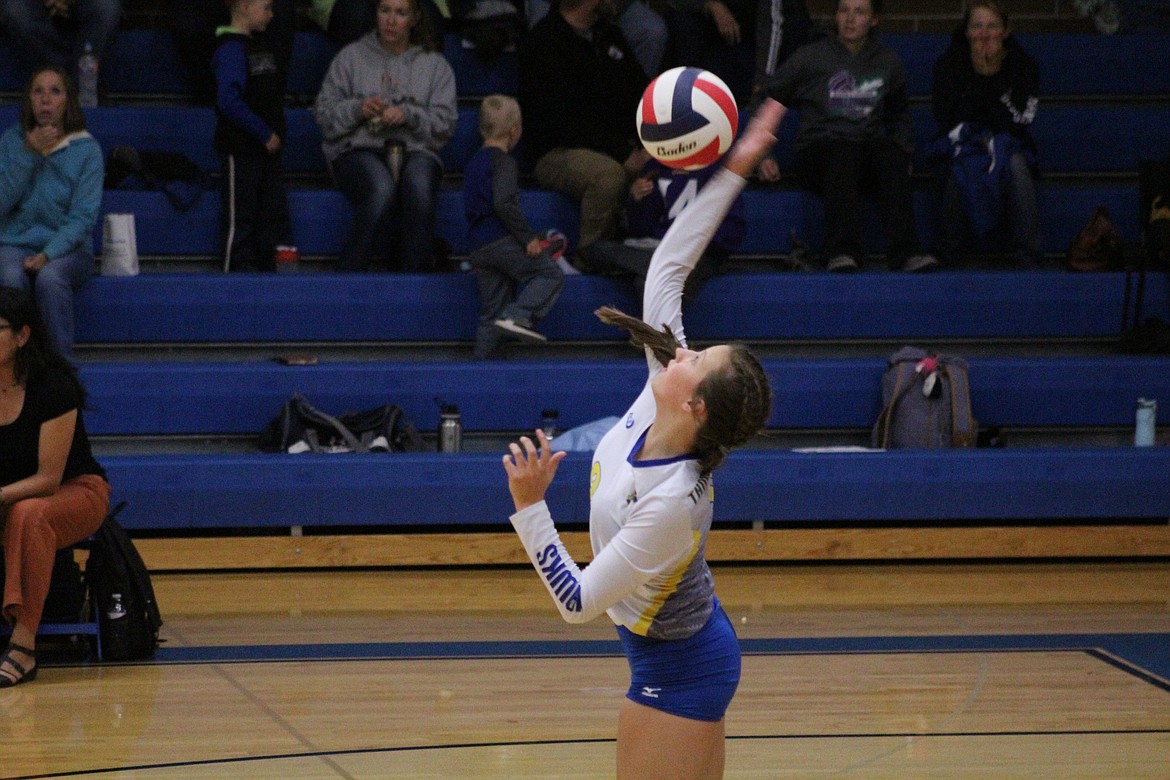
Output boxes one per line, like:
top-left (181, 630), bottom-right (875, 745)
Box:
top-left (540, 408), bottom-right (559, 439)
top-left (1135, 398), bottom-right (1157, 446)
top-left (78, 42), bottom-right (99, 108)
top-left (438, 403), bottom-right (462, 453)
top-left (107, 592), bottom-right (126, 620)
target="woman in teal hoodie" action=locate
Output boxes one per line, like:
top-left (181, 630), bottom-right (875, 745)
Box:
top-left (0, 65), bottom-right (103, 365)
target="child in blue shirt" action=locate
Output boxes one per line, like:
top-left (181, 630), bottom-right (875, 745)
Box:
top-left (212, 0), bottom-right (293, 271)
top-left (463, 94), bottom-right (564, 359)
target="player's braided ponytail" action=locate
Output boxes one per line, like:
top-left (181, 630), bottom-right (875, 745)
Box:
top-left (595, 306), bottom-right (681, 368)
top-left (595, 306), bottom-right (772, 475)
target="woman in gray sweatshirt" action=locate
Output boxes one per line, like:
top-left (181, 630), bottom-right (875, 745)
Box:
top-left (313, 0), bottom-right (457, 271)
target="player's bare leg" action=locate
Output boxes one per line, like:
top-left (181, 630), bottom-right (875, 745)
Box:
top-left (617, 698), bottom-right (727, 779)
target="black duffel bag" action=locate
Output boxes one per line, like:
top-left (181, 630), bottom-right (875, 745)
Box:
top-left (260, 394), bottom-right (425, 453)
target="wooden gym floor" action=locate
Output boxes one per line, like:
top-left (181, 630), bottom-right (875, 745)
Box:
top-left (2, 562), bottom-right (1169, 778)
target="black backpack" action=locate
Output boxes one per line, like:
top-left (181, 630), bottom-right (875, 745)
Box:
top-left (1119, 159), bottom-right (1170, 354)
top-left (85, 503), bottom-right (163, 661)
top-left (104, 146), bottom-right (210, 212)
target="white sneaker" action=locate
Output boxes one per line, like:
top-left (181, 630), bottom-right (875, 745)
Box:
top-left (826, 254), bottom-right (858, 272)
top-left (494, 318), bottom-right (547, 343)
top-left (902, 254), bottom-right (939, 273)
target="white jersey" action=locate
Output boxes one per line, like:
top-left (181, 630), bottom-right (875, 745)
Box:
top-left (509, 168), bottom-right (747, 640)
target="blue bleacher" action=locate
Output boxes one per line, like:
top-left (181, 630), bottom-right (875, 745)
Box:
top-left (74, 271), bottom-right (1168, 344)
top-left (4, 31), bottom-right (1169, 99)
top-left (78, 355), bottom-right (1170, 436)
top-left (4, 24), bottom-right (1168, 546)
top-left (3, 102), bottom-right (1165, 178)
top-left (100, 446), bottom-right (1170, 531)
top-left (91, 181), bottom-right (1143, 259)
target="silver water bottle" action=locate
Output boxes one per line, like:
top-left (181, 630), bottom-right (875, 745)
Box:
top-left (438, 404), bottom-right (462, 453)
top-left (1135, 398), bottom-right (1157, 446)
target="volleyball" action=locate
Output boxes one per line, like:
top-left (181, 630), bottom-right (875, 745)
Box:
top-left (636, 67), bottom-right (739, 171)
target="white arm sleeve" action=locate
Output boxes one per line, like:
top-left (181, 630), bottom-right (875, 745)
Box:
top-left (510, 499), bottom-right (693, 624)
top-left (640, 167), bottom-right (748, 363)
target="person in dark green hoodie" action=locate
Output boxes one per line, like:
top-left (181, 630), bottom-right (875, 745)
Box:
top-left (759, 0), bottom-right (936, 273)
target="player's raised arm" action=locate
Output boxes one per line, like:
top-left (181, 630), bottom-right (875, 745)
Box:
top-left (640, 100), bottom-right (786, 343)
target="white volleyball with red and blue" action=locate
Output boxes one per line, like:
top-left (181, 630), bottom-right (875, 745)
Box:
top-left (636, 67), bottom-right (739, 171)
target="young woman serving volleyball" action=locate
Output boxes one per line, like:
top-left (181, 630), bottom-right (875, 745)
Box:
top-left (503, 98), bottom-right (784, 779)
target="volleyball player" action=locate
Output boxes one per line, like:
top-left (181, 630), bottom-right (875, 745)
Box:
top-left (503, 99), bottom-right (785, 779)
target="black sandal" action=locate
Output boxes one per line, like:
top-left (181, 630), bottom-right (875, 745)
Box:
top-left (0, 643), bottom-right (37, 688)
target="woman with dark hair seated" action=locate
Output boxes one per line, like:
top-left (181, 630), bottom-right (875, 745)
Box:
top-left (0, 286), bottom-right (110, 688)
top-left (931, 0), bottom-right (1042, 267)
top-left (0, 65), bottom-right (103, 364)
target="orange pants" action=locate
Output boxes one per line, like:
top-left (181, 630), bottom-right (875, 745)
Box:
top-left (2, 475), bottom-right (111, 634)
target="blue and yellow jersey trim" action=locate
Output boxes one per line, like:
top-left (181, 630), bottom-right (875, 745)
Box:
top-left (630, 530), bottom-right (702, 635)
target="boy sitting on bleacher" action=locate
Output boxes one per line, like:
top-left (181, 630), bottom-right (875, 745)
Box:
top-left (463, 95), bottom-right (564, 359)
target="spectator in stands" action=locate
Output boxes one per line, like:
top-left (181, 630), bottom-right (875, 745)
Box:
top-left (314, 0), bottom-right (457, 271)
top-left (464, 95), bottom-right (565, 358)
top-left (525, 0), bottom-right (667, 79)
top-left (213, 0), bottom-right (294, 272)
top-left (518, 0), bottom-right (649, 270)
top-left (0, 66), bottom-right (102, 364)
top-left (752, 0), bottom-right (816, 102)
top-left (448, 0), bottom-right (525, 64)
top-left (758, 0), bottom-right (937, 273)
top-left (310, 0), bottom-right (449, 46)
top-left (0, 0), bottom-right (122, 99)
top-left (168, 0), bottom-right (296, 105)
top-left (931, 0), bottom-right (1042, 268)
top-left (663, 0), bottom-right (756, 102)
top-left (0, 286), bottom-right (111, 688)
top-left (588, 157), bottom-right (746, 304)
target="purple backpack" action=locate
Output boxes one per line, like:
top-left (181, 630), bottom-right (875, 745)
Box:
top-left (872, 347), bottom-right (977, 449)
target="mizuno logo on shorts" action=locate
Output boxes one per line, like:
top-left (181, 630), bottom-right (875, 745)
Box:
top-left (640, 686), bottom-right (661, 698)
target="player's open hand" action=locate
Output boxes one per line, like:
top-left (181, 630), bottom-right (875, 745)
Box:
top-left (724, 99), bottom-right (785, 179)
top-left (503, 429), bottom-right (566, 511)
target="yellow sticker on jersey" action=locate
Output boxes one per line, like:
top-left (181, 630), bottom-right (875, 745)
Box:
top-left (589, 461), bottom-right (601, 498)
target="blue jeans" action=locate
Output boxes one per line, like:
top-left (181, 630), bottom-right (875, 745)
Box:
top-left (332, 148), bottom-right (442, 272)
top-left (0, 0), bottom-right (122, 83)
top-left (0, 246), bottom-right (94, 364)
top-left (469, 237), bottom-right (564, 358)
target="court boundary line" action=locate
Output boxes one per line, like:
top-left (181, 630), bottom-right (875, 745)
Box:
top-left (8, 729), bottom-right (1170, 780)
top-left (41, 632), bottom-right (1170, 692)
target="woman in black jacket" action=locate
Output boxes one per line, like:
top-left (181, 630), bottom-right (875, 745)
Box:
top-left (931, 0), bottom-right (1042, 267)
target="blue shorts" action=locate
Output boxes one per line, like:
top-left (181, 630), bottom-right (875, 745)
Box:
top-left (616, 600), bottom-right (742, 722)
